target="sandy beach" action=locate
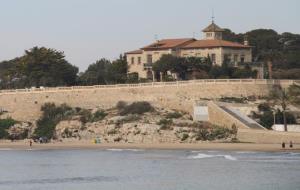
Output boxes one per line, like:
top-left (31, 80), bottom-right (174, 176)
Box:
top-left (0, 141), bottom-right (299, 152)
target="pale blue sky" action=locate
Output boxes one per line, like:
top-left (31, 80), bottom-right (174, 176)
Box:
top-left (0, 0), bottom-right (299, 71)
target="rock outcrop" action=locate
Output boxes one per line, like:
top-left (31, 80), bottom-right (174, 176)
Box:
top-left (53, 107), bottom-right (235, 143)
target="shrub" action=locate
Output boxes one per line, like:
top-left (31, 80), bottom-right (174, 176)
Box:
top-left (79, 109), bottom-right (93, 124)
top-left (116, 101), bottom-right (127, 110)
top-left (166, 111), bottom-right (183, 119)
top-left (62, 128), bottom-right (73, 138)
top-left (195, 125), bottom-right (233, 141)
top-left (0, 118), bottom-right (18, 139)
top-left (157, 119), bottom-right (172, 130)
top-left (195, 128), bottom-right (210, 141)
top-left (210, 126), bottom-right (231, 140)
top-left (219, 97), bottom-right (247, 104)
top-left (258, 103), bottom-right (271, 112)
top-left (231, 124), bottom-right (238, 139)
top-left (118, 101), bottom-right (155, 116)
top-left (34, 103), bottom-right (75, 140)
top-left (92, 110), bottom-right (108, 122)
top-left (181, 133), bottom-right (189, 141)
top-left (107, 129), bottom-right (118, 135)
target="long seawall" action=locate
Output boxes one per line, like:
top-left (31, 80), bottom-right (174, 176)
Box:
top-left (0, 79), bottom-right (297, 121)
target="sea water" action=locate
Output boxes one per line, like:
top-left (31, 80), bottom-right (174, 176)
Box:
top-left (0, 148), bottom-right (299, 190)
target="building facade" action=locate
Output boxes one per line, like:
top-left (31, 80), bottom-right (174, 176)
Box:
top-left (126, 21), bottom-right (252, 80)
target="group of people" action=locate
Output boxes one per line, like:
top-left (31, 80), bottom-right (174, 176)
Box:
top-left (282, 141), bottom-right (294, 149)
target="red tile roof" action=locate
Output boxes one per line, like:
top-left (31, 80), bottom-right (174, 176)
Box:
top-left (125, 50), bottom-right (143, 54)
top-left (182, 39), bottom-right (251, 49)
top-left (142, 38), bottom-right (196, 50)
top-left (202, 22), bottom-right (225, 32)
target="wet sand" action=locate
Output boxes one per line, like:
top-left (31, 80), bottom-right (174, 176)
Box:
top-left (0, 141), bottom-right (299, 152)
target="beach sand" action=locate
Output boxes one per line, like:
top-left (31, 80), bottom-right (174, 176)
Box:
top-left (0, 141), bottom-right (299, 152)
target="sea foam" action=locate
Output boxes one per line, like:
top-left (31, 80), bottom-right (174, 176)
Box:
top-left (106, 148), bottom-right (143, 152)
top-left (188, 153), bottom-right (237, 161)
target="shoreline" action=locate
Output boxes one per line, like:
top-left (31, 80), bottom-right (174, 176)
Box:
top-left (0, 141), bottom-right (299, 153)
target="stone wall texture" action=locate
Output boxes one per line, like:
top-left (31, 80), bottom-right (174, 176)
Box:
top-left (207, 101), bottom-right (253, 130)
top-left (0, 79), bottom-right (297, 122)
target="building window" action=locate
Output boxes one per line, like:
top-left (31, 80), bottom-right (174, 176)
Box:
top-left (211, 54), bottom-right (216, 64)
top-left (241, 55), bottom-right (245, 63)
top-left (147, 55), bottom-right (153, 64)
top-left (138, 57), bottom-right (141, 64)
top-left (224, 54), bottom-right (231, 64)
top-left (206, 33), bottom-right (212, 38)
top-left (234, 54), bottom-right (238, 62)
top-left (131, 57), bottom-right (135, 64)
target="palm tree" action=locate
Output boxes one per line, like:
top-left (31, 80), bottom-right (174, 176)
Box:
top-left (269, 84), bottom-right (300, 131)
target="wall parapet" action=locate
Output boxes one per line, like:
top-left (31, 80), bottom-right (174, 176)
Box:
top-left (0, 79), bottom-right (298, 95)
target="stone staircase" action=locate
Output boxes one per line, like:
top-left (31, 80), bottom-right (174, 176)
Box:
top-left (219, 106), bottom-right (265, 130)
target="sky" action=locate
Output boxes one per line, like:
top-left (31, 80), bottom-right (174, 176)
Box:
top-left (0, 0), bottom-right (299, 71)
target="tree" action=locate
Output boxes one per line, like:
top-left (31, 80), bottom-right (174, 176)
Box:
top-left (152, 55), bottom-right (180, 80)
top-left (0, 47), bottom-right (79, 88)
top-left (108, 54), bottom-right (128, 84)
top-left (79, 59), bottom-right (111, 85)
top-left (152, 55), bottom-right (209, 81)
top-left (269, 84), bottom-right (300, 131)
top-left (79, 55), bottom-right (128, 85)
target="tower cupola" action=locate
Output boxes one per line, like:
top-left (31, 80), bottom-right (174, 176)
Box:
top-left (202, 21), bottom-right (225, 40)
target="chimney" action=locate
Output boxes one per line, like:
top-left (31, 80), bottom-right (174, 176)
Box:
top-left (244, 35), bottom-right (249, 46)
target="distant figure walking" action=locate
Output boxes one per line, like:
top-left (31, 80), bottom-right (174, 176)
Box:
top-left (290, 141), bottom-right (293, 149)
top-left (282, 142), bottom-right (286, 149)
top-left (29, 140), bottom-right (33, 147)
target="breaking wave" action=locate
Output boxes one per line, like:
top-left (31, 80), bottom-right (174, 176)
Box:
top-left (188, 153), bottom-right (237, 161)
top-left (106, 149), bottom-right (144, 152)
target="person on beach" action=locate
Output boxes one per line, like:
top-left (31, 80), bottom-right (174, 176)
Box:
top-left (282, 142), bottom-right (286, 149)
top-left (29, 140), bottom-right (33, 147)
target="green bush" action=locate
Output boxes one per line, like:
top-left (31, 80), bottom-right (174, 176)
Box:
top-left (219, 97), bottom-right (247, 104)
top-left (166, 112), bottom-right (183, 119)
top-left (195, 128), bottom-right (210, 141)
top-left (107, 129), bottom-right (118, 135)
top-left (92, 110), bottom-right (108, 122)
top-left (258, 103), bottom-right (271, 112)
top-left (181, 133), bottom-right (189, 141)
top-left (157, 119), bottom-right (172, 130)
top-left (116, 101), bottom-right (127, 110)
top-left (0, 118), bottom-right (18, 139)
top-left (195, 125), bottom-right (233, 141)
top-left (34, 103), bottom-right (75, 139)
top-left (210, 126), bottom-right (231, 140)
top-left (117, 101), bottom-right (155, 116)
top-left (79, 109), bottom-right (93, 124)
top-left (79, 109), bottom-right (107, 123)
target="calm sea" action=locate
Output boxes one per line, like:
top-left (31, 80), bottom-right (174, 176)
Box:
top-left (0, 148), bottom-right (299, 190)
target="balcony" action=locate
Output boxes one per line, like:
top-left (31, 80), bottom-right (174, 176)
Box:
top-left (144, 63), bottom-right (153, 69)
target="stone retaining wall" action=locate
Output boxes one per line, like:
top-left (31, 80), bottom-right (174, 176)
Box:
top-left (0, 79), bottom-right (297, 122)
top-left (238, 129), bottom-right (300, 143)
